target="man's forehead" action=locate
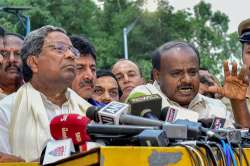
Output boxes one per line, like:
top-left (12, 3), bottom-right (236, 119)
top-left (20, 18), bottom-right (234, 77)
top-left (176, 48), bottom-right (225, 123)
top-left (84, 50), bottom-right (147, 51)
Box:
top-left (244, 43), bottom-right (250, 50)
top-left (1, 35), bottom-right (23, 49)
top-left (44, 31), bottom-right (71, 44)
top-left (161, 48), bottom-right (198, 67)
top-left (4, 35), bottom-right (23, 48)
top-left (76, 55), bottom-right (96, 65)
top-left (199, 70), bottom-right (210, 76)
top-left (113, 60), bottom-right (139, 74)
top-left (96, 76), bottom-right (118, 87)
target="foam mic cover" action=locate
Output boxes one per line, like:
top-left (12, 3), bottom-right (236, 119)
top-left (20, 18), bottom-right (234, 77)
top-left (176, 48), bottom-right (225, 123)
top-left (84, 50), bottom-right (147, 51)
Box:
top-left (128, 94), bottom-right (162, 119)
top-left (50, 114), bottom-right (91, 145)
top-left (86, 106), bottom-right (101, 122)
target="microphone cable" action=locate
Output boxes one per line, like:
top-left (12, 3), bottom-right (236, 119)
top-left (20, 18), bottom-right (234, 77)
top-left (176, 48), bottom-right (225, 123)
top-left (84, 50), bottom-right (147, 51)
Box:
top-left (193, 144), bottom-right (211, 166)
top-left (197, 141), bottom-right (218, 166)
top-left (221, 140), bottom-right (233, 166)
top-left (172, 143), bottom-right (199, 166)
top-left (227, 142), bottom-right (237, 166)
top-left (241, 145), bottom-right (250, 166)
top-left (232, 144), bottom-right (242, 166)
top-left (186, 145), bottom-right (205, 166)
top-left (207, 141), bottom-right (226, 166)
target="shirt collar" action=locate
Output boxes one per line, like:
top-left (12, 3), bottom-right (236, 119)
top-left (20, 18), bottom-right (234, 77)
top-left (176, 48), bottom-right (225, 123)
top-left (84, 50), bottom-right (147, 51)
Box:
top-left (28, 82), bottom-right (70, 107)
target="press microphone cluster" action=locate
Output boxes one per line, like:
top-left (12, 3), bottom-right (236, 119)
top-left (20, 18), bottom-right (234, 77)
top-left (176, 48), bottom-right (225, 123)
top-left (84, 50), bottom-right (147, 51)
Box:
top-left (45, 94), bottom-right (250, 166)
top-left (86, 101), bottom-right (163, 127)
top-left (49, 113), bottom-right (169, 147)
top-left (85, 101), bottom-right (216, 140)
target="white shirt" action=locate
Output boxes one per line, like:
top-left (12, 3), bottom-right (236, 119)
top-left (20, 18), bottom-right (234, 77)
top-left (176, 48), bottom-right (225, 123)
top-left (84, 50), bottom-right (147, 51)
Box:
top-left (126, 81), bottom-right (234, 128)
top-left (0, 90), bottom-right (89, 154)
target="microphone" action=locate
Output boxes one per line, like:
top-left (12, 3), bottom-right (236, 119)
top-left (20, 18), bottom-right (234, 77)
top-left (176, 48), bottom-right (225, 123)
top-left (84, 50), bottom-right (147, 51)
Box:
top-left (86, 106), bottom-right (200, 139)
top-left (87, 123), bottom-right (158, 135)
top-left (86, 106), bottom-right (101, 123)
top-left (50, 114), bottom-right (91, 152)
top-left (128, 94), bottom-right (162, 120)
top-left (86, 103), bottom-right (164, 127)
top-left (97, 101), bottom-right (129, 124)
top-left (160, 106), bottom-right (199, 122)
top-left (50, 114), bottom-right (111, 152)
top-left (50, 114), bottom-right (167, 146)
top-left (198, 117), bottom-right (226, 129)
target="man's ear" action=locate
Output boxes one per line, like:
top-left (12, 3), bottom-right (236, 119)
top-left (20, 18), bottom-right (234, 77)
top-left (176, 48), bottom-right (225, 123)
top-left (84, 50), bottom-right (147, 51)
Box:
top-left (26, 56), bottom-right (38, 73)
top-left (153, 68), bottom-right (160, 83)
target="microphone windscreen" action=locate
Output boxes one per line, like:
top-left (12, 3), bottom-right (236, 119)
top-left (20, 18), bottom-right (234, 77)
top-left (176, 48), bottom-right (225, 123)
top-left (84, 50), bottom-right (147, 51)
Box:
top-left (128, 94), bottom-right (162, 119)
top-left (86, 106), bottom-right (100, 122)
top-left (50, 114), bottom-right (91, 145)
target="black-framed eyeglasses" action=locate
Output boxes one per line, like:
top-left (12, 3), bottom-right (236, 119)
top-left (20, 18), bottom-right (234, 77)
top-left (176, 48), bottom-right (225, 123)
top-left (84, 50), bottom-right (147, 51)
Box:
top-left (44, 42), bottom-right (80, 58)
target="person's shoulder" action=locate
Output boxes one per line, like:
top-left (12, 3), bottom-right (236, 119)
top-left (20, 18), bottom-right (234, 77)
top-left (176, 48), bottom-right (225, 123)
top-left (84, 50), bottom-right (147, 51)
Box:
top-left (67, 88), bottom-right (91, 106)
top-left (200, 94), bottom-right (226, 109)
top-left (0, 92), bottom-right (17, 122)
top-left (0, 93), bottom-right (16, 109)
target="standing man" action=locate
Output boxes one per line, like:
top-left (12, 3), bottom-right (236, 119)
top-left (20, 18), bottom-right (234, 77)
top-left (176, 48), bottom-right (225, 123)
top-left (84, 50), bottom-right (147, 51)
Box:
top-left (0, 25), bottom-right (91, 162)
top-left (225, 18), bottom-right (250, 127)
top-left (127, 41), bottom-right (249, 128)
top-left (70, 36), bottom-right (99, 104)
top-left (239, 18), bottom-right (250, 97)
top-left (0, 27), bottom-right (24, 99)
top-left (112, 59), bottom-right (144, 101)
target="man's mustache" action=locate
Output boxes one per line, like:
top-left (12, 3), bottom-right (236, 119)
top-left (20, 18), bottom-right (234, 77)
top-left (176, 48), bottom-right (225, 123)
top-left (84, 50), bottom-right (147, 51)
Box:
top-left (4, 64), bottom-right (22, 73)
top-left (177, 84), bottom-right (193, 90)
top-left (79, 79), bottom-right (94, 88)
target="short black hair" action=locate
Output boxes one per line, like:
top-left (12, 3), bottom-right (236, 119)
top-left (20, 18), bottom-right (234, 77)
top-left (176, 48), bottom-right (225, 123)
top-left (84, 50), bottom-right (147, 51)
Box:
top-left (70, 35), bottom-right (96, 61)
top-left (152, 41), bottom-right (200, 70)
top-left (96, 69), bottom-right (123, 98)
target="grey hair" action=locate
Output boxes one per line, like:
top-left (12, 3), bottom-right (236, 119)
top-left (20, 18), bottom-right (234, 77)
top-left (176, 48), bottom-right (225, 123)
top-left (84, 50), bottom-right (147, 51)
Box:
top-left (21, 25), bottom-right (66, 82)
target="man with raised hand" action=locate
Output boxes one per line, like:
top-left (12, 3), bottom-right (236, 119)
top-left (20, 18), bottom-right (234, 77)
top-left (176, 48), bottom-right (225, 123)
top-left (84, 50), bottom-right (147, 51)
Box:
top-left (127, 41), bottom-right (249, 128)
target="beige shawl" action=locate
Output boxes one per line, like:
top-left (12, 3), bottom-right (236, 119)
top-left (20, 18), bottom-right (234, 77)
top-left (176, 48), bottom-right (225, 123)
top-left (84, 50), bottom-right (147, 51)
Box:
top-left (9, 83), bottom-right (90, 161)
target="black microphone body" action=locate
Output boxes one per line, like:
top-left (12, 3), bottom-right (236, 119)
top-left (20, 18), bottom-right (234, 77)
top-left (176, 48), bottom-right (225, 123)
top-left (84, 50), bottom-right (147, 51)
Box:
top-left (128, 94), bottom-right (162, 120)
top-left (86, 105), bottom-right (164, 127)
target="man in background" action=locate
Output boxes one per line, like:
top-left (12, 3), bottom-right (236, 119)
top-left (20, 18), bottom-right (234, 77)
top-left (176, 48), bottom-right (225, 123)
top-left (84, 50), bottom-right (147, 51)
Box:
top-left (112, 59), bottom-right (144, 101)
top-left (92, 69), bottom-right (121, 103)
top-left (0, 27), bottom-right (24, 99)
top-left (70, 36), bottom-right (103, 106)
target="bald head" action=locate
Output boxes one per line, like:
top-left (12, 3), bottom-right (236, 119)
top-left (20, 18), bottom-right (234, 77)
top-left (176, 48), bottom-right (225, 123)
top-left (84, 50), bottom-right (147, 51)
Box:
top-left (112, 59), bottom-right (144, 101)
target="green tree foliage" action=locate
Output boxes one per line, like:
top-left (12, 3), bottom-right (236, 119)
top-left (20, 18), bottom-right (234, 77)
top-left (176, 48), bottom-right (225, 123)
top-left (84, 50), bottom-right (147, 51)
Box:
top-left (0, 0), bottom-right (241, 80)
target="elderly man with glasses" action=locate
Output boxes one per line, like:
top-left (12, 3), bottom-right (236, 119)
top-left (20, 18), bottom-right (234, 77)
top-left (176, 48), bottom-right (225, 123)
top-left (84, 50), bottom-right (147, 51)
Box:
top-left (0, 25), bottom-right (91, 162)
top-left (0, 27), bottom-right (24, 99)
